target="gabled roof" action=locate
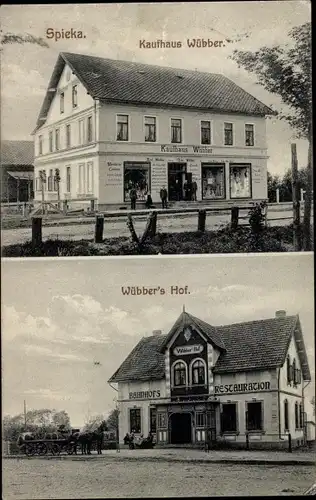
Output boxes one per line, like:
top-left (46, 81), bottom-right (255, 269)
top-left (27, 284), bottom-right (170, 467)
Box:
top-left (1, 141), bottom-right (34, 166)
top-left (159, 311), bottom-right (226, 352)
top-left (35, 52), bottom-right (274, 131)
top-left (108, 312), bottom-right (311, 383)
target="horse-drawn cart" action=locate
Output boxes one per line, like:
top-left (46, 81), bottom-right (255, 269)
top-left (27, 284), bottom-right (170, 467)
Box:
top-left (21, 438), bottom-right (76, 456)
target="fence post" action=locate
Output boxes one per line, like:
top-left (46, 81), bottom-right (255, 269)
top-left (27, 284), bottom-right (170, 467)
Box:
top-left (150, 211), bottom-right (157, 237)
top-left (32, 217), bottom-right (42, 247)
top-left (246, 433), bottom-right (250, 450)
top-left (198, 209), bottom-right (206, 232)
top-left (231, 207), bottom-right (239, 230)
top-left (95, 215), bottom-right (104, 243)
top-left (288, 433), bottom-right (292, 453)
top-left (63, 200), bottom-right (68, 215)
top-left (90, 199), bottom-right (95, 213)
top-left (276, 188), bottom-right (280, 204)
top-left (291, 143), bottom-right (302, 251)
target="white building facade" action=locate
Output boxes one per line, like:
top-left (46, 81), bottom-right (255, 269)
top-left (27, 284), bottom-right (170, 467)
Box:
top-left (109, 310), bottom-right (312, 450)
top-left (33, 52), bottom-right (272, 210)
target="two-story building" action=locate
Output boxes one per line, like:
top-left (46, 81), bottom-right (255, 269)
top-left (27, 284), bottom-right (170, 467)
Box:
top-left (108, 309), bottom-right (312, 450)
top-left (33, 52), bottom-right (273, 210)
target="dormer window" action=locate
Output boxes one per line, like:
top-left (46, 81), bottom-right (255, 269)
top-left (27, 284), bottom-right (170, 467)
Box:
top-left (191, 359), bottom-right (206, 385)
top-left (173, 361), bottom-right (187, 386)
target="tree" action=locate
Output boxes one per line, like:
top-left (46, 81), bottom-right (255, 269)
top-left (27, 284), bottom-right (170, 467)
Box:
top-left (231, 22), bottom-right (312, 250)
top-left (2, 409), bottom-right (71, 441)
top-left (106, 408), bottom-right (119, 431)
top-left (267, 171), bottom-right (281, 202)
top-left (0, 30), bottom-right (49, 49)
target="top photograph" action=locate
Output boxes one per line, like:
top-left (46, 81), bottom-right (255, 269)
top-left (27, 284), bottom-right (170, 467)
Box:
top-left (1, 1), bottom-right (313, 257)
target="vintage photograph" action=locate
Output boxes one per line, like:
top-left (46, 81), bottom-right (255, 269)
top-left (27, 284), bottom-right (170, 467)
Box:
top-left (2, 253), bottom-right (315, 497)
top-left (0, 1), bottom-right (313, 256)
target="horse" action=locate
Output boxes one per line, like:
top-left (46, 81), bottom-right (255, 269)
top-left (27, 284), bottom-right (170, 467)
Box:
top-left (73, 422), bottom-right (107, 455)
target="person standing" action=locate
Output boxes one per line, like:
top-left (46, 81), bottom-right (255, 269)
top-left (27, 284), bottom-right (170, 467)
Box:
top-left (160, 186), bottom-right (168, 209)
top-left (192, 180), bottom-right (197, 201)
top-left (129, 186), bottom-right (137, 210)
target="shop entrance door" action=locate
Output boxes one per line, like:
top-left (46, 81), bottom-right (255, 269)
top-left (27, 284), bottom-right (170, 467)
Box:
top-left (170, 412), bottom-right (192, 444)
top-left (168, 163), bottom-right (187, 201)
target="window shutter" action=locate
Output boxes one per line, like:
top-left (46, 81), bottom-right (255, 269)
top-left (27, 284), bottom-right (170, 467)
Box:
top-left (245, 407), bottom-right (249, 431)
top-left (289, 364), bottom-right (293, 383)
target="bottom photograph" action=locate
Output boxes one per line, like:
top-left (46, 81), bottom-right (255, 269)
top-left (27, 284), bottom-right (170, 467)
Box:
top-left (2, 253), bottom-right (315, 498)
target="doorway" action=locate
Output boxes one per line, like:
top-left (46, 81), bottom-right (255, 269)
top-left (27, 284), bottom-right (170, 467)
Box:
top-left (168, 163), bottom-right (187, 201)
top-left (170, 412), bottom-right (192, 444)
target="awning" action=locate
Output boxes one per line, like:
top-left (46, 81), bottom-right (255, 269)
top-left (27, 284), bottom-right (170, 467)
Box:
top-left (7, 171), bottom-right (33, 181)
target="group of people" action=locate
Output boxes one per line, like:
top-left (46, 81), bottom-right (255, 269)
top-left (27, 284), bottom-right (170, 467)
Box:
top-left (123, 431), bottom-right (154, 449)
top-left (129, 186), bottom-right (168, 210)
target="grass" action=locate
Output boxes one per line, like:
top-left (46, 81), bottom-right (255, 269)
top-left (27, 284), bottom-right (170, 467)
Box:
top-left (1, 224), bottom-right (309, 257)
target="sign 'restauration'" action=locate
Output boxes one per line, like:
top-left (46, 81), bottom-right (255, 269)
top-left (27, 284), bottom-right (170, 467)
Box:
top-left (173, 344), bottom-right (204, 356)
top-left (214, 381), bottom-right (271, 394)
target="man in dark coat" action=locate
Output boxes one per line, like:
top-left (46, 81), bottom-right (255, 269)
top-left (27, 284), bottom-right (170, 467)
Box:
top-left (160, 186), bottom-right (168, 209)
top-left (129, 187), bottom-right (137, 210)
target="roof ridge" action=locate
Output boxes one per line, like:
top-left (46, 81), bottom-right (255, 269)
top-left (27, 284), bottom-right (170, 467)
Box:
top-left (217, 314), bottom-right (298, 329)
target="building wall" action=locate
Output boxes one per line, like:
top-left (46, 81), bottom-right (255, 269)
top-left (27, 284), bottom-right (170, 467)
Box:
top-left (117, 380), bottom-right (167, 442)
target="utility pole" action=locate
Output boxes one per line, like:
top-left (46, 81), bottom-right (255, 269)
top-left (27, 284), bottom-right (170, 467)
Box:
top-left (24, 400), bottom-right (27, 429)
top-left (291, 143), bottom-right (302, 251)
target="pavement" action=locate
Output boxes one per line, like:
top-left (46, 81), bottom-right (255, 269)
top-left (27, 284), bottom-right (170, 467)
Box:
top-left (4, 447), bottom-right (316, 466)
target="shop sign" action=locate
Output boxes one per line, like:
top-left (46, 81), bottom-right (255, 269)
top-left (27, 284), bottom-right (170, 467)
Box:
top-left (214, 381), bottom-right (271, 394)
top-left (129, 390), bottom-right (161, 399)
top-left (160, 145), bottom-right (213, 154)
top-left (173, 344), bottom-right (204, 356)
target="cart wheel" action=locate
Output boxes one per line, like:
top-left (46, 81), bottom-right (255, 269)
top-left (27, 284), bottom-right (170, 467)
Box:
top-left (51, 444), bottom-right (61, 456)
top-left (25, 444), bottom-right (36, 457)
top-left (36, 443), bottom-right (48, 456)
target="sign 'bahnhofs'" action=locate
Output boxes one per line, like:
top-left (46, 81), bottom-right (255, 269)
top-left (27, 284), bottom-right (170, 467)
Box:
top-left (160, 145), bottom-right (213, 154)
top-left (214, 381), bottom-right (271, 394)
top-left (129, 390), bottom-right (161, 400)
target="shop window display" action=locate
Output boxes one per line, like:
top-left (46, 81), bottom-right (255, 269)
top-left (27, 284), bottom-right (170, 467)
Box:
top-left (202, 164), bottom-right (225, 199)
top-left (230, 164), bottom-right (251, 199)
top-left (124, 162), bottom-right (150, 202)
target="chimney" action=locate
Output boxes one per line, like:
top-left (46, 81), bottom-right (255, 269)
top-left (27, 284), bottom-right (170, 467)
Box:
top-left (275, 310), bottom-right (286, 318)
top-left (152, 330), bottom-right (162, 336)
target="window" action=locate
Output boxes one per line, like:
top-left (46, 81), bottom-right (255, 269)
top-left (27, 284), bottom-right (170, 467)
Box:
top-left (39, 135), bottom-right (43, 155)
top-left (221, 403), bottom-right (237, 433)
top-left (229, 164), bottom-right (251, 199)
top-left (246, 401), bottom-right (263, 431)
top-left (124, 162), bottom-right (150, 202)
top-left (201, 120), bottom-right (211, 145)
top-left (173, 361), bottom-right (187, 387)
top-left (129, 408), bottom-right (141, 434)
top-left (47, 169), bottom-right (53, 191)
top-left (245, 124), bottom-right (254, 146)
top-left (35, 177), bottom-right (41, 191)
top-left (49, 131), bottom-right (53, 152)
top-left (202, 164), bottom-right (225, 200)
top-left (116, 114), bottom-right (129, 141)
top-left (66, 124), bottom-right (71, 148)
top-left (87, 116), bottom-right (93, 143)
top-left (224, 122), bottom-right (233, 146)
top-left (284, 399), bottom-right (289, 431)
top-left (72, 85), bottom-right (78, 108)
top-left (299, 403), bottom-right (304, 429)
top-left (79, 120), bottom-right (85, 145)
top-left (60, 92), bottom-right (64, 114)
top-left (293, 359), bottom-right (301, 386)
top-left (157, 413), bottom-right (167, 429)
top-left (171, 118), bottom-right (182, 143)
top-left (191, 359), bottom-right (206, 385)
top-left (86, 162), bottom-right (94, 193)
top-left (144, 116), bottom-right (156, 142)
top-left (287, 356), bottom-right (293, 385)
top-left (55, 129), bottom-right (60, 151)
top-left (295, 402), bottom-right (299, 429)
top-left (66, 166), bottom-right (71, 193)
top-left (78, 163), bottom-right (85, 194)
top-left (196, 412), bottom-right (206, 428)
top-left (149, 408), bottom-right (157, 433)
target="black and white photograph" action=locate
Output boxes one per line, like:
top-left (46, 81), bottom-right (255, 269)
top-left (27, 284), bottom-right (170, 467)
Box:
top-left (0, 1), bottom-right (313, 256)
top-left (2, 253), bottom-right (315, 497)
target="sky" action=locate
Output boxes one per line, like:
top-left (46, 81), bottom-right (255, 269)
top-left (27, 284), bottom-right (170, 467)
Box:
top-left (1, 1), bottom-right (311, 176)
top-left (2, 253), bottom-right (314, 427)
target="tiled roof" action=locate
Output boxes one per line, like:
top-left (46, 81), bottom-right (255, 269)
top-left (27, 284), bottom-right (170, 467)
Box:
top-left (1, 141), bottom-right (34, 166)
top-left (35, 52), bottom-right (274, 130)
top-left (108, 313), bottom-right (311, 383)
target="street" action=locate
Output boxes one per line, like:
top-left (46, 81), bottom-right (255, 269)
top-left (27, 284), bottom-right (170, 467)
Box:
top-left (1, 206), bottom-right (307, 247)
top-left (2, 456), bottom-right (315, 499)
